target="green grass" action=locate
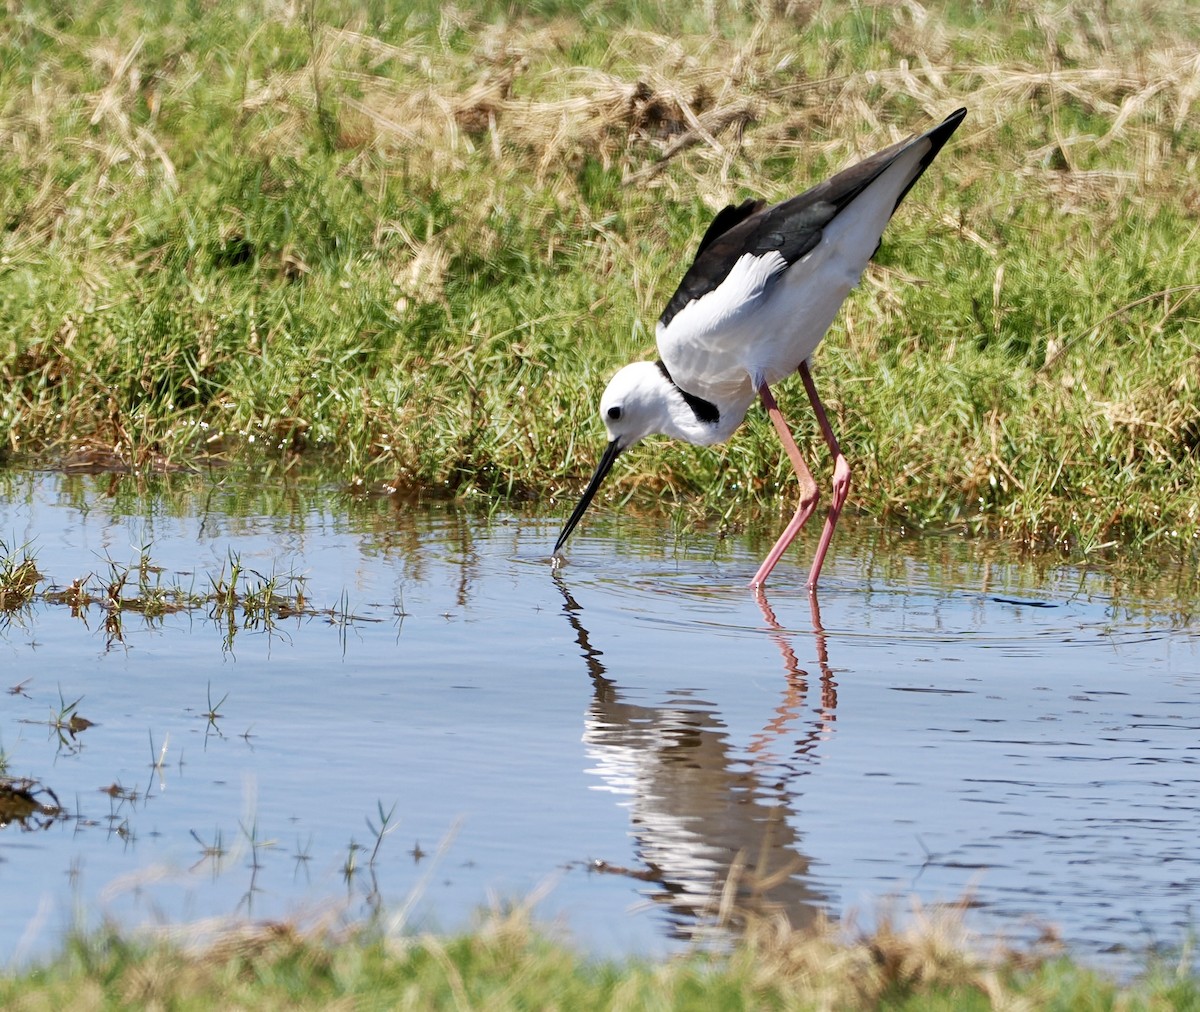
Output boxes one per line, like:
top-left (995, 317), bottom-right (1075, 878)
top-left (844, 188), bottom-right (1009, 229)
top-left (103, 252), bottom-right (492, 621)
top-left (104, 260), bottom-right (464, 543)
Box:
top-left (0, 908), bottom-right (1196, 1010)
top-left (2, 0), bottom-right (1199, 556)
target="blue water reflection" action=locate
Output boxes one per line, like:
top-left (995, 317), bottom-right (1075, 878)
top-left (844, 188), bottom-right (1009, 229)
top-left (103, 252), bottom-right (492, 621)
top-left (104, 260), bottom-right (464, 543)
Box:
top-left (1, 468), bottom-right (1198, 972)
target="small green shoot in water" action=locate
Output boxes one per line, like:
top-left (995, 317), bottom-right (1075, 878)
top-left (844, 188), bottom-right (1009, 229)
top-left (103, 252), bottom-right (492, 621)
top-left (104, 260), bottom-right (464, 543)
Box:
top-left (366, 801), bottom-right (399, 868)
top-left (49, 689), bottom-right (93, 737)
top-left (341, 840), bottom-right (363, 887)
top-left (190, 827), bottom-right (228, 873)
top-left (203, 683), bottom-right (228, 728)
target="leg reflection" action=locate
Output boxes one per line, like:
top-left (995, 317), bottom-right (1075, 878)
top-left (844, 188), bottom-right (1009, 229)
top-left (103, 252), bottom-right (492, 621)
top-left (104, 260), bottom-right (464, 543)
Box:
top-left (555, 575), bottom-right (838, 939)
top-left (750, 589), bottom-right (838, 769)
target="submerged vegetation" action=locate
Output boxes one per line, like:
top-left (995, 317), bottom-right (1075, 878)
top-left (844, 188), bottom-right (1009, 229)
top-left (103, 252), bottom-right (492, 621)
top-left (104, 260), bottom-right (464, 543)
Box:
top-left (2, 0), bottom-right (1199, 554)
top-left (0, 533), bottom-right (349, 651)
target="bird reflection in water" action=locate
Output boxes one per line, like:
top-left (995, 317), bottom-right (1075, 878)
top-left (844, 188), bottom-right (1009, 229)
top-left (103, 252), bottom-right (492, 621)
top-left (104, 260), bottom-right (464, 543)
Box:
top-left (555, 577), bottom-right (837, 941)
top-left (748, 591), bottom-right (837, 775)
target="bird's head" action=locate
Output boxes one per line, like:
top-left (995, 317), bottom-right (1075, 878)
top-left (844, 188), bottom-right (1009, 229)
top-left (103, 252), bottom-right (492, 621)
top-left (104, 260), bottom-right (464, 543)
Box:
top-left (553, 362), bottom-right (673, 556)
top-left (597, 361), bottom-right (678, 449)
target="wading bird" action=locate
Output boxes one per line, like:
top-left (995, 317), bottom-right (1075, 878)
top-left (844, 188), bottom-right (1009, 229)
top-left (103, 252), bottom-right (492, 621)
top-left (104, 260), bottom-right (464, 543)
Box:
top-left (554, 108), bottom-right (965, 589)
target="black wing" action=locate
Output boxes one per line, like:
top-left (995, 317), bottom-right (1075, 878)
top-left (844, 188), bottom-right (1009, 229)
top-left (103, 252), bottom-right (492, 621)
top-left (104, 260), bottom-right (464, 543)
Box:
top-left (658, 107), bottom-right (966, 330)
top-left (692, 198), bottom-right (764, 257)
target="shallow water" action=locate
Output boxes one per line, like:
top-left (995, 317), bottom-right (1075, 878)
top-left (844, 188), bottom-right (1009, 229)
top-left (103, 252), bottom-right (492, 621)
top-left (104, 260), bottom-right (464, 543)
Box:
top-left (1, 468), bottom-right (1199, 970)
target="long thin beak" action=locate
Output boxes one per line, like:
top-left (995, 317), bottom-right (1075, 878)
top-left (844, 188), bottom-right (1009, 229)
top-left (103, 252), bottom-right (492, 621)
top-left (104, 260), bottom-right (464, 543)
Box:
top-left (554, 439), bottom-right (622, 555)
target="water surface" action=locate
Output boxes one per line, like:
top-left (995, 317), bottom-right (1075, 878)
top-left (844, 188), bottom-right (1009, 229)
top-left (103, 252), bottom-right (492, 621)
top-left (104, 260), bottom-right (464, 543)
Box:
top-left (1, 468), bottom-right (1198, 970)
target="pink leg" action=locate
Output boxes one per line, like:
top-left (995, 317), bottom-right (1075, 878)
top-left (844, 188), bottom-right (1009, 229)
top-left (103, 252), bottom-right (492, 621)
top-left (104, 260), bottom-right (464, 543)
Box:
top-left (749, 383), bottom-right (820, 588)
top-left (799, 361), bottom-right (850, 590)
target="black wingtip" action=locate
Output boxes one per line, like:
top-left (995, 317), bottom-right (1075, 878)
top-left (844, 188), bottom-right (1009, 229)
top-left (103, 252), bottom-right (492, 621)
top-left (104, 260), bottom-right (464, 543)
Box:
top-left (888, 106), bottom-right (967, 213)
top-left (926, 107), bottom-right (967, 153)
top-left (934, 107), bottom-right (967, 141)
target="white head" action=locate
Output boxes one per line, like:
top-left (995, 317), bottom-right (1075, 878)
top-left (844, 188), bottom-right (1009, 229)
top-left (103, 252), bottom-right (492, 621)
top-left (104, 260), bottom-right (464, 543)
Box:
top-left (596, 361), bottom-right (680, 452)
top-left (554, 361), bottom-right (737, 555)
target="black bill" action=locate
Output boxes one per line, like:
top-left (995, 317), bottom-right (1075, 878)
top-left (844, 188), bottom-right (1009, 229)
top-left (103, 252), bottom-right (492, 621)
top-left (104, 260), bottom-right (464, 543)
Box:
top-left (553, 439), bottom-right (622, 555)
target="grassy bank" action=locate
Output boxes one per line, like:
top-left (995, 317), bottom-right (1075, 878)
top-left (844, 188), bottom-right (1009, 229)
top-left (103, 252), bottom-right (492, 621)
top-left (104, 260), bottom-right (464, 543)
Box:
top-left (2, 0), bottom-right (1199, 554)
top-left (2, 910), bottom-right (1197, 1010)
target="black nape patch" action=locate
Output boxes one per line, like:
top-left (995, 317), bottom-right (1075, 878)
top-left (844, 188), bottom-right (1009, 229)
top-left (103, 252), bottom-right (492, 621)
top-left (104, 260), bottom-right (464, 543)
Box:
top-left (655, 360), bottom-right (720, 425)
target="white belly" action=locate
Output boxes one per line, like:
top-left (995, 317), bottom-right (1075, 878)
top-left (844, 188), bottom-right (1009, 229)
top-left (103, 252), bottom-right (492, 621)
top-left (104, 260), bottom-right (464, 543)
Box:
top-left (656, 239), bottom-right (863, 403)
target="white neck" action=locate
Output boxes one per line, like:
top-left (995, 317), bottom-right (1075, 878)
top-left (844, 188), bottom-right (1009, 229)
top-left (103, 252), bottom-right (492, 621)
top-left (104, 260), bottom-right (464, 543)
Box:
top-left (660, 379), bottom-right (750, 447)
top-left (601, 360), bottom-right (752, 451)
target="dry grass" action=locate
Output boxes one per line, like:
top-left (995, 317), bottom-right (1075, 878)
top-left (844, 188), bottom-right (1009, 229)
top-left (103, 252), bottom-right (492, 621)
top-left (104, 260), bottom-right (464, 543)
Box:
top-left (212, 4), bottom-right (1200, 209)
top-left (6, 1), bottom-right (1197, 262)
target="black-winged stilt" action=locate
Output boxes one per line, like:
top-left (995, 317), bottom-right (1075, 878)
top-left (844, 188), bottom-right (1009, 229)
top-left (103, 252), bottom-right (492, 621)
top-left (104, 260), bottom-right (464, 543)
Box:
top-left (554, 107), bottom-right (966, 589)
